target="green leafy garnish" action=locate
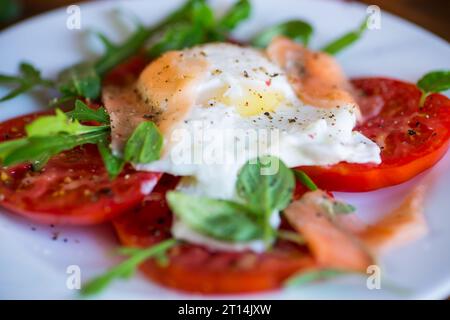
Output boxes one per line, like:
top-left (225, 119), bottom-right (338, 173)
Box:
top-left (57, 62), bottom-right (101, 100)
top-left (277, 230), bottom-right (305, 246)
top-left (417, 70), bottom-right (450, 107)
top-left (0, 63), bottom-right (53, 102)
top-left (320, 198), bottom-right (356, 217)
top-left (124, 122), bottom-right (163, 164)
top-left (0, 108), bottom-right (109, 168)
top-left (66, 100), bottom-right (110, 124)
top-left (167, 157), bottom-right (295, 246)
top-left (0, 0), bottom-right (21, 23)
top-left (167, 191), bottom-right (263, 242)
top-left (321, 17), bottom-right (368, 55)
top-left (97, 139), bottom-right (124, 179)
top-left (236, 156), bottom-right (295, 242)
top-left (293, 170), bottom-right (318, 191)
top-left (81, 239), bottom-right (178, 296)
top-left (216, 0), bottom-right (251, 34)
top-left (251, 20), bottom-right (313, 48)
top-left (284, 268), bottom-right (352, 287)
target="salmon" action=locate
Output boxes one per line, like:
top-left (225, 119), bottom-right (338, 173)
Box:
top-left (103, 50), bottom-right (208, 152)
top-left (358, 185), bottom-right (428, 254)
top-left (267, 37), bottom-right (357, 111)
top-left (284, 190), bottom-right (374, 271)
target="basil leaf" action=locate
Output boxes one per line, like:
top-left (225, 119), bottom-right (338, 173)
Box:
top-left (0, 62), bottom-right (53, 102)
top-left (0, 138), bottom-right (28, 161)
top-left (321, 198), bottom-right (356, 217)
top-left (124, 121), bottom-right (163, 164)
top-left (98, 139), bottom-right (124, 179)
top-left (81, 239), bottom-right (177, 296)
top-left (251, 20), bottom-right (313, 48)
top-left (321, 17), bottom-right (368, 55)
top-left (284, 268), bottom-right (351, 287)
top-left (0, 0), bottom-right (21, 23)
top-left (417, 70), bottom-right (450, 106)
top-left (66, 100), bottom-right (110, 124)
top-left (57, 62), bottom-right (101, 100)
top-left (218, 0), bottom-right (251, 32)
top-left (3, 129), bottom-right (109, 167)
top-left (167, 191), bottom-right (263, 242)
top-left (236, 156), bottom-right (295, 216)
top-left (293, 169), bottom-right (318, 191)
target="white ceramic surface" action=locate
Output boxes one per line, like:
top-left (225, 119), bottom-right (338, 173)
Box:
top-left (0, 0), bottom-right (449, 299)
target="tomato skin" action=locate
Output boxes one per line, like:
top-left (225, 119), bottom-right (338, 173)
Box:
top-left (298, 78), bottom-right (450, 192)
top-left (113, 175), bottom-right (314, 294)
top-left (0, 113), bottom-right (161, 225)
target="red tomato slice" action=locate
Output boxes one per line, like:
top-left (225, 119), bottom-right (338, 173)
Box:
top-left (298, 78), bottom-right (450, 192)
top-left (113, 175), bottom-right (314, 294)
top-left (0, 113), bottom-right (161, 225)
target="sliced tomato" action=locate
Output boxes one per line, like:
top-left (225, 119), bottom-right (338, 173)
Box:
top-left (0, 113), bottom-right (161, 225)
top-left (113, 174), bottom-right (314, 294)
top-left (298, 78), bottom-right (450, 192)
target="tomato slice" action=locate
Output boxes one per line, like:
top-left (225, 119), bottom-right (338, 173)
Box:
top-left (0, 113), bottom-right (161, 225)
top-left (113, 174), bottom-right (314, 294)
top-left (298, 78), bottom-right (450, 192)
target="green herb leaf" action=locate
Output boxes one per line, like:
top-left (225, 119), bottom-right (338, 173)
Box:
top-left (284, 268), bottom-right (351, 287)
top-left (417, 70), bottom-right (450, 107)
top-left (0, 138), bottom-right (28, 161)
top-left (217, 0), bottom-right (251, 32)
top-left (124, 121), bottom-right (163, 164)
top-left (0, 0), bottom-right (21, 23)
top-left (66, 100), bottom-right (110, 124)
top-left (3, 129), bottom-right (109, 167)
top-left (167, 191), bottom-right (263, 242)
top-left (236, 156), bottom-right (295, 216)
top-left (0, 62), bottom-right (53, 102)
top-left (57, 62), bottom-right (101, 100)
top-left (321, 17), bottom-right (368, 55)
top-left (277, 230), bottom-right (305, 246)
top-left (293, 170), bottom-right (318, 191)
top-left (98, 139), bottom-right (124, 179)
top-left (81, 239), bottom-right (177, 296)
top-left (251, 20), bottom-right (313, 48)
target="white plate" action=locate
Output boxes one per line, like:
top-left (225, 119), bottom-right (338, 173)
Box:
top-left (0, 0), bottom-right (449, 300)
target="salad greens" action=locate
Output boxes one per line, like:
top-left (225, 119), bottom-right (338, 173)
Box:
top-left (81, 239), bottom-right (178, 296)
top-left (321, 17), bottom-right (369, 55)
top-left (252, 20), bottom-right (313, 48)
top-left (0, 100), bottom-right (163, 179)
top-left (0, 63), bottom-right (53, 102)
top-left (168, 156), bottom-right (295, 246)
top-left (417, 70), bottom-right (450, 107)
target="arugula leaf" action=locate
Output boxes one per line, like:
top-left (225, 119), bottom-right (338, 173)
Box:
top-left (0, 62), bottom-right (53, 102)
top-left (236, 156), bottom-right (295, 243)
top-left (293, 170), bottom-right (318, 191)
top-left (148, 23), bottom-right (205, 58)
top-left (417, 70), bottom-right (450, 107)
top-left (284, 268), bottom-right (351, 287)
top-left (57, 62), bottom-right (101, 100)
top-left (81, 239), bottom-right (178, 296)
top-left (25, 109), bottom-right (107, 137)
top-left (167, 191), bottom-right (263, 242)
top-left (0, 138), bottom-right (28, 161)
top-left (124, 121), bottom-right (163, 164)
top-left (66, 100), bottom-right (110, 124)
top-left (3, 129), bottom-right (109, 167)
top-left (98, 139), bottom-right (124, 179)
top-left (217, 0), bottom-right (251, 32)
top-left (251, 20), bottom-right (313, 48)
top-left (321, 17), bottom-right (368, 55)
